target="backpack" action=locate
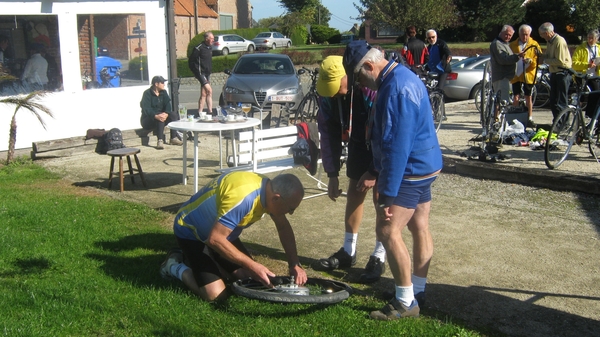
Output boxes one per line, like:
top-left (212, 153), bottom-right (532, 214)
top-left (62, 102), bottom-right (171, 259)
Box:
top-left (188, 45), bottom-right (202, 80)
top-left (99, 128), bottom-right (125, 154)
top-left (290, 122), bottom-right (319, 175)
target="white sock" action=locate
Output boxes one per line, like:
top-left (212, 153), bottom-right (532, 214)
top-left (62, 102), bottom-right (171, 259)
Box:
top-left (170, 263), bottom-right (190, 281)
top-left (412, 274), bottom-right (427, 294)
top-left (343, 232), bottom-right (358, 256)
top-left (371, 241), bottom-right (386, 262)
top-left (395, 284), bottom-right (415, 307)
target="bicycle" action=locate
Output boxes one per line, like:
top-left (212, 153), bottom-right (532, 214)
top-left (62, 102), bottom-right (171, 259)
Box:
top-left (543, 67), bottom-right (600, 169)
top-left (231, 276), bottom-right (352, 304)
top-left (294, 67), bottom-right (319, 124)
top-left (533, 64), bottom-right (551, 108)
top-left (418, 69), bottom-right (445, 133)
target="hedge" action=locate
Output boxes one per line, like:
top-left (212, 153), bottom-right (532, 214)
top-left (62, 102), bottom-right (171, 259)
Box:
top-left (177, 54), bottom-right (241, 77)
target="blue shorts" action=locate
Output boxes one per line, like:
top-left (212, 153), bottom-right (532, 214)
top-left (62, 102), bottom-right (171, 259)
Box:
top-left (391, 178), bottom-right (436, 209)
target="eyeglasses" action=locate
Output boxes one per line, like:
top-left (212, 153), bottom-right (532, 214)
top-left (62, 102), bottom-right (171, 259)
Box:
top-left (427, 36), bottom-right (436, 40)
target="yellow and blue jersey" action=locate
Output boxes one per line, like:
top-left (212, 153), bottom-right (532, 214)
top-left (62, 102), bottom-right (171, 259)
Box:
top-left (174, 172), bottom-right (268, 242)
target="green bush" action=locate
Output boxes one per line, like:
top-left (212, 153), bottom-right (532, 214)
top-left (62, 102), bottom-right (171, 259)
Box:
top-left (280, 49), bottom-right (321, 65)
top-left (127, 56), bottom-right (149, 80)
top-left (310, 25), bottom-right (340, 44)
top-left (177, 54), bottom-right (240, 78)
top-left (290, 25), bottom-right (308, 46)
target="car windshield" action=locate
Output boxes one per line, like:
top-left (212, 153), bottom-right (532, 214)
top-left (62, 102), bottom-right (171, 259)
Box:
top-left (256, 33), bottom-right (271, 38)
top-left (233, 57), bottom-right (294, 75)
top-left (452, 55), bottom-right (488, 69)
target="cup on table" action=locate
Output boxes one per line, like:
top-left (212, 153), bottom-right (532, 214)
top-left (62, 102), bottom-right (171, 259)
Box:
top-left (227, 114), bottom-right (235, 122)
top-left (188, 115), bottom-right (195, 122)
top-left (199, 111), bottom-right (207, 118)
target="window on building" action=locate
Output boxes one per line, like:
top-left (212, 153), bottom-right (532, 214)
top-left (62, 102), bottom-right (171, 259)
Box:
top-left (377, 25), bottom-right (402, 37)
top-left (0, 15), bottom-right (63, 97)
top-left (220, 15), bottom-right (233, 30)
top-left (77, 14), bottom-right (148, 90)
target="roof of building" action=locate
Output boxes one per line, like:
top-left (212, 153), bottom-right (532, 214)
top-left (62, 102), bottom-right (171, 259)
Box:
top-left (175, 0), bottom-right (218, 18)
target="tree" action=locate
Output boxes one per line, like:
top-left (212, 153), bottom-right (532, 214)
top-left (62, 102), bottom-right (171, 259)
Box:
top-left (277, 0), bottom-right (331, 25)
top-left (354, 0), bottom-right (458, 33)
top-left (455, 0), bottom-right (526, 40)
top-left (1, 90), bottom-right (53, 164)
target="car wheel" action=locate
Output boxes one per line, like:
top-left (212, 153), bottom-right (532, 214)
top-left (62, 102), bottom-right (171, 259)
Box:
top-left (287, 42), bottom-right (291, 48)
top-left (247, 45), bottom-right (255, 53)
top-left (271, 43), bottom-right (276, 49)
top-left (222, 48), bottom-right (229, 56)
top-left (219, 93), bottom-right (225, 107)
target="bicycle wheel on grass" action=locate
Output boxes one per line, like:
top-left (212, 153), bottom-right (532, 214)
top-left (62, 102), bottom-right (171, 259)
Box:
top-left (231, 276), bottom-right (352, 304)
top-left (294, 94), bottom-right (319, 124)
top-left (544, 107), bottom-right (579, 169)
top-left (429, 90), bottom-right (444, 133)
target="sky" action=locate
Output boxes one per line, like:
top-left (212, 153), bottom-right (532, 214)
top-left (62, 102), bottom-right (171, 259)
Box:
top-left (251, 0), bottom-right (361, 32)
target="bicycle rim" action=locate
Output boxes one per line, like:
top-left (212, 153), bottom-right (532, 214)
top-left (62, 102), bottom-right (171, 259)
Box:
top-left (587, 111), bottom-right (600, 159)
top-left (430, 91), bottom-right (444, 133)
top-left (231, 277), bottom-right (352, 304)
top-left (533, 82), bottom-right (550, 108)
top-left (481, 93), bottom-right (496, 150)
top-left (545, 108), bottom-right (578, 169)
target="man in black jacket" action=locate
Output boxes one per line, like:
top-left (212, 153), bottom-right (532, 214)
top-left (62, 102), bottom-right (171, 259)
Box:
top-left (189, 32), bottom-right (214, 115)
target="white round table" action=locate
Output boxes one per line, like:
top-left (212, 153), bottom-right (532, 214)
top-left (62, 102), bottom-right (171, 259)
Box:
top-left (168, 117), bottom-right (261, 192)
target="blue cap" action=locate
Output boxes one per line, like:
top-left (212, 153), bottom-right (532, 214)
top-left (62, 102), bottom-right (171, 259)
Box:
top-left (343, 40), bottom-right (372, 85)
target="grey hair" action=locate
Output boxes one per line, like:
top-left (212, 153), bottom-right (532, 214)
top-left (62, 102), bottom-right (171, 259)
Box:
top-left (501, 25), bottom-right (514, 33)
top-left (204, 31), bottom-right (214, 39)
top-left (425, 29), bottom-right (437, 37)
top-left (588, 29), bottom-right (599, 39)
top-left (539, 22), bottom-right (554, 33)
top-left (271, 173), bottom-right (304, 199)
top-left (354, 47), bottom-right (384, 73)
top-left (519, 24), bottom-right (532, 34)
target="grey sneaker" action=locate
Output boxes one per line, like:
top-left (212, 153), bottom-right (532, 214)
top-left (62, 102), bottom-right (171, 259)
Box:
top-left (370, 298), bottom-right (419, 320)
top-left (156, 139), bottom-right (164, 150)
top-left (318, 247), bottom-right (356, 270)
top-left (358, 256), bottom-right (385, 284)
top-left (160, 248), bottom-right (183, 280)
top-left (170, 137), bottom-right (183, 146)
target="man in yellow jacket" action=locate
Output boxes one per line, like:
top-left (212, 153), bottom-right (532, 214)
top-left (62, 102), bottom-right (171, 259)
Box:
top-left (510, 24), bottom-right (541, 127)
top-left (572, 29), bottom-right (600, 91)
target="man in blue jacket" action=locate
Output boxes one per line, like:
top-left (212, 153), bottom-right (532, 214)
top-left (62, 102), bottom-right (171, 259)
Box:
top-left (345, 41), bottom-right (443, 320)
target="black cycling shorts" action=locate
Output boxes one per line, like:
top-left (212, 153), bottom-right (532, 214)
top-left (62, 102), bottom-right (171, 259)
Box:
top-left (176, 236), bottom-right (251, 287)
top-left (346, 140), bottom-right (373, 181)
top-left (512, 82), bottom-right (533, 96)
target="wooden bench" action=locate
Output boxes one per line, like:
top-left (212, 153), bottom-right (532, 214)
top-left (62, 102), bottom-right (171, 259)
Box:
top-left (216, 125), bottom-right (329, 199)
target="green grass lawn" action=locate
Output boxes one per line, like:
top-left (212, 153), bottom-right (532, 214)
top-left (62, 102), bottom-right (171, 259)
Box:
top-left (0, 161), bottom-right (484, 336)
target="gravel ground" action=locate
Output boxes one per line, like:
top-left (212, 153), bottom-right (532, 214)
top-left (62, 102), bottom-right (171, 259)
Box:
top-left (37, 101), bottom-right (600, 336)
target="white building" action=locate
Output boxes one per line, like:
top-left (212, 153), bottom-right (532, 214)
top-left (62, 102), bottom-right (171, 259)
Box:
top-left (0, 0), bottom-right (174, 152)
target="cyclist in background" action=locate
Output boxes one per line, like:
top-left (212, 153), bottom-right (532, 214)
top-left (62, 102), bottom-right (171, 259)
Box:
top-left (425, 29), bottom-right (452, 89)
top-left (402, 25), bottom-right (428, 75)
top-left (510, 24), bottom-right (541, 128)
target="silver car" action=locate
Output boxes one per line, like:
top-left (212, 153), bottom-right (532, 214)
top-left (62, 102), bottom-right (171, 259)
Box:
top-left (220, 53), bottom-right (303, 113)
top-left (252, 32), bottom-right (292, 49)
top-left (212, 34), bottom-right (255, 56)
top-left (443, 54), bottom-right (490, 101)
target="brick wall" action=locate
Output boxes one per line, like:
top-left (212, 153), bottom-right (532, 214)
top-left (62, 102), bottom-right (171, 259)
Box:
top-left (174, 16), bottom-right (218, 59)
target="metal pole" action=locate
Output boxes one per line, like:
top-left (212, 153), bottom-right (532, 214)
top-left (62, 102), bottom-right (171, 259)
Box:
top-left (166, 0), bottom-right (180, 112)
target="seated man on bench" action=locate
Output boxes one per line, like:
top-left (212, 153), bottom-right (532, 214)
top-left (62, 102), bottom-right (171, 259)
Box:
top-left (140, 75), bottom-right (182, 150)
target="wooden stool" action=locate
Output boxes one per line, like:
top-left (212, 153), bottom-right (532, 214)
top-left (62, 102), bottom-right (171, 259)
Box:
top-left (107, 147), bottom-right (147, 192)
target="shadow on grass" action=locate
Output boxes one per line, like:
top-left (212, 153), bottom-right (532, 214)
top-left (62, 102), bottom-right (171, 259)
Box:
top-left (0, 257), bottom-right (52, 277)
top-left (85, 233), bottom-right (179, 288)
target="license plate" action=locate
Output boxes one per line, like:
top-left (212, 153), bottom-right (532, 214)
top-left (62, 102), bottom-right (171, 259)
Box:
top-left (269, 95), bottom-right (294, 102)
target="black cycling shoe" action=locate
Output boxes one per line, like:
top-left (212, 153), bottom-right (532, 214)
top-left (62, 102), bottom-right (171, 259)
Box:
top-left (318, 247), bottom-right (356, 270)
top-left (358, 256), bottom-right (385, 284)
top-left (382, 291), bottom-right (426, 308)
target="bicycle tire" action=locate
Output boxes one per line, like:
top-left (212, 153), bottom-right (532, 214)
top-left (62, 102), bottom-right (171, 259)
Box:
top-left (231, 276), bottom-right (352, 304)
top-left (481, 90), bottom-right (497, 151)
top-left (533, 81), bottom-right (550, 108)
top-left (544, 107), bottom-right (579, 169)
top-left (429, 90), bottom-right (444, 133)
top-left (294, 93), bottom-right (319, 124)
top-left (587, 106), bottom-right (600, 157)
top-left (479, 62), bottom-right (492, 115)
